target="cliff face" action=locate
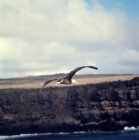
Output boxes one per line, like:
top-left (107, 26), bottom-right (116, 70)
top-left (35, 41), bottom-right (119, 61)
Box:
top-left (0, 77), bottom-right (139, 135)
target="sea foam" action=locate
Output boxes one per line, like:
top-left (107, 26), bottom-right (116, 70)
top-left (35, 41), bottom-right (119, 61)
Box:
top-left (0, 133), bottom-right (50, 140)
top-left (124, 126), bottom-right (139, 131)
top-left (0, 128), bottom-right (139, 140)
top-left (0, 132), bottom-right (86, 140)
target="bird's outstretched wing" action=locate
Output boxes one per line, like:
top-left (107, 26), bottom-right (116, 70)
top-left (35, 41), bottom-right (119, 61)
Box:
top-left (40, 79), bottom-right (58, 91)
top-left (65, 66), bottom-right (98, 79)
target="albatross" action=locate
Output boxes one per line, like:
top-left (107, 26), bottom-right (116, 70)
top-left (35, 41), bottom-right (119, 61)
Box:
top-left (40, 65), bottom-right (98, 91)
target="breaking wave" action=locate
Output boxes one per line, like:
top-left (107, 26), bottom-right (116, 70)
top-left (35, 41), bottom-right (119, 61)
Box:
top-left (0, 132), bottom-right (86, 140)
top-left (0, 133), bottom-right (52, 140)
top-left (0, 128), bottom-right (139, 140)
top-left (124, 126), bottom-right (139, 131)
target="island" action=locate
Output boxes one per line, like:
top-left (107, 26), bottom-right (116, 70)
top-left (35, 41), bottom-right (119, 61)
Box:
top-left (0, 76), bottom-right (139, 135)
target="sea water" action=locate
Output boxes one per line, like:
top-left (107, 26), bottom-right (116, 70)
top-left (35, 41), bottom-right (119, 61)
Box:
top-left (0, 127), bottom-right (139, 140)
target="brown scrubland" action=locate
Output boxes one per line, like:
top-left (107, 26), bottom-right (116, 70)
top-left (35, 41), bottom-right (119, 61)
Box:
top-left (0, 74), bottom-right (139, 89)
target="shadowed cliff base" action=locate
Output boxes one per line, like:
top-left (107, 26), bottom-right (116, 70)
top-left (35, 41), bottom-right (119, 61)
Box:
top-left (0, 77), bottom-right (139, 135)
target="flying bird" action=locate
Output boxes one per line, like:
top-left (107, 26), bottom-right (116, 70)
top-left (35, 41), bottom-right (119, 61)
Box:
top-left (40, 66), bottom-right (98, 91)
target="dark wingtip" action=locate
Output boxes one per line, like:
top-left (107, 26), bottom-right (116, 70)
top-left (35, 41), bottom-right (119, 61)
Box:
top-left (91, 66), bottom-right (98, 69)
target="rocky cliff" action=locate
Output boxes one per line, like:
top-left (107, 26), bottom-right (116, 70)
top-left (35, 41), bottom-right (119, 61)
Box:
top-left (0, 77), bottom-right (139, 135)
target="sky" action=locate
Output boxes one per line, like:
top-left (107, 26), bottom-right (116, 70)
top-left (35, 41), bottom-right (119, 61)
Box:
top-left (0, 0), bottom-right (139, 78)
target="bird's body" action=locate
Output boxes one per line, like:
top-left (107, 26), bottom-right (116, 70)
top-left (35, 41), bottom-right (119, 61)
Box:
top-left (40, 66), bottom-right (98, 91)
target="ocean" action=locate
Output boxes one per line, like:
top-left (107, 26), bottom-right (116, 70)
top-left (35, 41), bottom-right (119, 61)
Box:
top-left (0, 127), bottom-right (139, 140)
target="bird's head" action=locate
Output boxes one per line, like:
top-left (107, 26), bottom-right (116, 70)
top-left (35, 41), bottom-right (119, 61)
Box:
top-left (72, 79), bottom-right (78, 85)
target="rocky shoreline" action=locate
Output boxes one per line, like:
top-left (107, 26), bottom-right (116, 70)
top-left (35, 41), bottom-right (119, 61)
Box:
top-left (0, 77), bottom-right (139, 135)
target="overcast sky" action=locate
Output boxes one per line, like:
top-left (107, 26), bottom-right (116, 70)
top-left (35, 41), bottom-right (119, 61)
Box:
top-left (0, 0), bottom-right (139, 78)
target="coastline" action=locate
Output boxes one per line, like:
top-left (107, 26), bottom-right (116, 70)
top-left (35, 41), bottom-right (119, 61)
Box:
top-left (0, 127), bottom-right (139, 139)
top-left (0, 77), bottom-right (139, 135)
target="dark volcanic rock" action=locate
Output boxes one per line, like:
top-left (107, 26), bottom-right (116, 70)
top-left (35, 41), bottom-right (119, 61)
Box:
top-left (0, 77), bottom-right (139, 135)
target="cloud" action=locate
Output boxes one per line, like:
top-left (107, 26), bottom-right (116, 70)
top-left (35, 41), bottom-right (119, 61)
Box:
top-left (0, 0), bottom-right (131, 42)
top-left (0, 0), bottom-right (139, 78)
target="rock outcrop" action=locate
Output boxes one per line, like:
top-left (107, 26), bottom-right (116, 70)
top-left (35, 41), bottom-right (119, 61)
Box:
top-left (0, 77), bottom-right (139, 135)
